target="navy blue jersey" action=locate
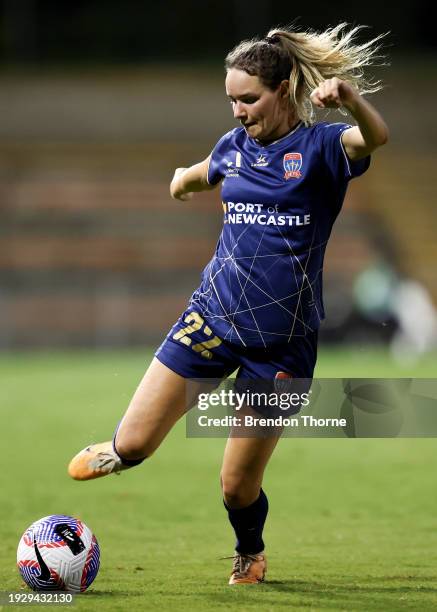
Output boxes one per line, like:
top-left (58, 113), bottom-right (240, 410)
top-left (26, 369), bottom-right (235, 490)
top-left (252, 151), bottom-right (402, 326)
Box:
top-left (189, 121), bottom-right (370, 347)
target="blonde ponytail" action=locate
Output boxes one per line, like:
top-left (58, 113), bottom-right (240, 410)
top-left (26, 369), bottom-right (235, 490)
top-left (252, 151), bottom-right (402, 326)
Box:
top-left (225, 23), bottom-right (387, 125)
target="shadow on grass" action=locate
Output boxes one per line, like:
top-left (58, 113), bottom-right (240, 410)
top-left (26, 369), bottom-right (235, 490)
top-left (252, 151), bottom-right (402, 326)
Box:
top-left (203, 576), bottom-right (437, 610)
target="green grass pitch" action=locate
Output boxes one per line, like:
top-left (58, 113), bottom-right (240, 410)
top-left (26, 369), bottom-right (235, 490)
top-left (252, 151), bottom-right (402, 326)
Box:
top-left (1, 347), bottom-right (437, 611)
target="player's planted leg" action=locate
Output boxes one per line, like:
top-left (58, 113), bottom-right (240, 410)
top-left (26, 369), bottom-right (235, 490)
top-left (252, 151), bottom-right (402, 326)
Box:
top-left (221, 429), bottom-right (281, 584)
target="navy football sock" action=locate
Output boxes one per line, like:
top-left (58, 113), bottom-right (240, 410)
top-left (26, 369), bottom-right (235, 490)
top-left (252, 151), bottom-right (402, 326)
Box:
top-left (112, 422), bottom-right (147, 467)
top-left (224, 489), bottom-right (268, 554)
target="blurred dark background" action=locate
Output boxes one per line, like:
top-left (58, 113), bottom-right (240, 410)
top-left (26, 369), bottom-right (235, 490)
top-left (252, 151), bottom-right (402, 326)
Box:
top-left (1, 1), bottom-right (436, 355)
top-left (1, 1), bottom-right (436, 63)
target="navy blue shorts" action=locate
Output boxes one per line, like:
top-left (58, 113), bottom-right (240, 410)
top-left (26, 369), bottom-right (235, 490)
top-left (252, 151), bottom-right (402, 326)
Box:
top-left (155, 308), bottom-right (318, 383)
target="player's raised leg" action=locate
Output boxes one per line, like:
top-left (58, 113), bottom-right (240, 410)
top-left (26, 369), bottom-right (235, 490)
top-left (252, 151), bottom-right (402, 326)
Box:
top-left (68, 357), bottom-right (210, 480)
top-left (220, 426), bottom-right (281, 584)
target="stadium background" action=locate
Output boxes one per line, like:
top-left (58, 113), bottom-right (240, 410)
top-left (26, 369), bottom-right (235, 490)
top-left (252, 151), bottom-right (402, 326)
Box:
top-left (2, 2), bottom-right (437, 610)
top-left (1, 0), bottom-right (436, 354)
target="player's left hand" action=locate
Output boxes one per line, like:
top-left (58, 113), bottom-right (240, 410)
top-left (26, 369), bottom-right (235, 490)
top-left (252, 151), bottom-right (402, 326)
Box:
top-left (310, 78), bottom-right (359, 110)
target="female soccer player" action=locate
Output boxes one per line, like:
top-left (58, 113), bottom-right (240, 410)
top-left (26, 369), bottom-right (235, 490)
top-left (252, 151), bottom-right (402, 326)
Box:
top-left (69, 23), bottom-right (389, 584)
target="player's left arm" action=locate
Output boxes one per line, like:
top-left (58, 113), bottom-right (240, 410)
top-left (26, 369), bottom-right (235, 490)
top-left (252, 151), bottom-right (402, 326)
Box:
top-left (310, 77), bottom-right (389, 160)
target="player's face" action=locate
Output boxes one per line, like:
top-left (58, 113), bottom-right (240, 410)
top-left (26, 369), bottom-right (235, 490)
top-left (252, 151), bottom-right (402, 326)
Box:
top-left (225, 68), bottom-right (291, 142)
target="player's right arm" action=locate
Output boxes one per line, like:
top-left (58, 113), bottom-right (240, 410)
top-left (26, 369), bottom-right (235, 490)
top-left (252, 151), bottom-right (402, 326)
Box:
top-left (170, 155), bottom-right (218, 201)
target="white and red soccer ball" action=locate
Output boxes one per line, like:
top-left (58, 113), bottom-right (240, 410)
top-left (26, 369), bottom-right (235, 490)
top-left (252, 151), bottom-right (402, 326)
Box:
top-left (17, 515), bottom-right (100, 592)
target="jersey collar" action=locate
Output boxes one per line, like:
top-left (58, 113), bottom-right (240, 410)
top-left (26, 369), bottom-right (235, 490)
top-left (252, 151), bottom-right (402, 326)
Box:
top-left (252, 121), bottom-right (303, 148)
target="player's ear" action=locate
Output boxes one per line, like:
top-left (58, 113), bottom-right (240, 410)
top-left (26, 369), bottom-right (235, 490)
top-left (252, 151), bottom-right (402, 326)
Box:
top-left (278, 80), bottom-right (290, 103)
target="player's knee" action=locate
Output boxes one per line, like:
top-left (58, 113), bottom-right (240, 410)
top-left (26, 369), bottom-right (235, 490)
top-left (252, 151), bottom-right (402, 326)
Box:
top-left (220, 473), bottom-right (259, 508)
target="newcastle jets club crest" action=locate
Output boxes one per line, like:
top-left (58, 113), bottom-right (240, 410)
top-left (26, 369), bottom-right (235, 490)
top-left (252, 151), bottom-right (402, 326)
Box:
top-left (283, 152), bottom-right (302, 180)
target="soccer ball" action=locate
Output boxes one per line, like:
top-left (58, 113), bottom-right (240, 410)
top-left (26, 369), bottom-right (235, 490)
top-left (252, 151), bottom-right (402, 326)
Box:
top-left (17, 515), bottom-right (100, 592)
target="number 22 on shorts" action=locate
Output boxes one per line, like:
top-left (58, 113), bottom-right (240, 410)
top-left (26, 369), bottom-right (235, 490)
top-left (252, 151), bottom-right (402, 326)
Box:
top-left (172, 312), bottom-right (222, 359)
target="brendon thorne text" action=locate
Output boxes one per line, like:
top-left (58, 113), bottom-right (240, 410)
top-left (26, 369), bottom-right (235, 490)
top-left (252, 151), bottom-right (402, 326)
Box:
top-left (197, 415), bottom-right (347, 428)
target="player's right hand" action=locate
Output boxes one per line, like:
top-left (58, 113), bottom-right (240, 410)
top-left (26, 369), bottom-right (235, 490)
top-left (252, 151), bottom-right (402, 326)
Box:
top-left (170, 168), bottom-right (194, 201)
